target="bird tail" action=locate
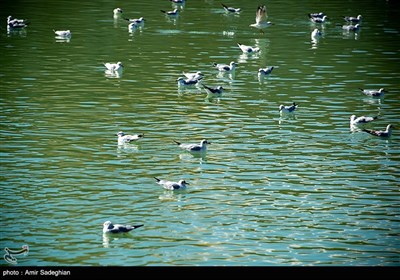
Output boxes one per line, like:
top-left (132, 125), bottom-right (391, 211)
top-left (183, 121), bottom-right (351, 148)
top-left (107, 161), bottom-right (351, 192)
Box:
top-left (160, 10), bottom-right (166, 13)
top-left (154, 177), bottom-right (161, 182)
top-left (358, 88), bottom-right (364, 91)
top-left (202, 84), bottom-right (212, 91)
top-left (173, 140), bottom-right (181, 145)
top-left (362, 129), bottom-right (373, 135)
top-left (132, 224), bottom-right (144, 229)
top-left (293, 102), bottom-right (298, 107)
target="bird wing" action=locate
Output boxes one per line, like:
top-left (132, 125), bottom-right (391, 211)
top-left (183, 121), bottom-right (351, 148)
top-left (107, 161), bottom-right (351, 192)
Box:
top-left (256, 5), bottom-right (267, 24)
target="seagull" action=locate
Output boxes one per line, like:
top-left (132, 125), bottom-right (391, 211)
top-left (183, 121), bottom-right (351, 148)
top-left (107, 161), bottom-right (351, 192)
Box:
top-left (250, 5), bottom-right (272, 30)
top-left (103, 221), bottom-right (143, 234)
top-left (113, 8), bottom-right (123, 19)
top-left (309, 14), bottom-right (328, 23)
top-left (341, 23), bottom-right (360, 31)
top-left (237, 43), bottom-right (260, 53)
top-left (362, 124), bottom-right (394, 138)
top-left (344, 15), bottom-right (362, 24)
top-left (53, 30), bottom-right (71, 37)
top-left (350, 115), bottom-right (378, 126)
top-left (125, 17), bottom-right (145, 24)
top-left (183, 71), bottom-right (204, 81)
top-left (161, 9), bottom-right (179, 16)
top-left (202, 84), bottom-right (224, 94)
top-left (213, 61), bottom-right (237, 72)
top-left (308, 12), bottom-right (326, 18)
top-left (359, 87), bottom-right (386, 97)
top-left (311, 28), bottom-right (322, 40)
top-left (279, 102), bottom-right (298, 114)
top-left (154, 177), bottom-right (189, 190)
top-left (173, 139), bottom-right (210, 152)
top-left (177, 77), bottom-right (201, 87)
top-left (116, 131), bottom-right (143, 145)
top-left (104, 62), bottom-right (123, 72)
top-left (7, 16), bottom-right (29, 25)
top-left (170, 0), bottom-right (185, 3)
top-left (221, 3), bottom-right (241, 13)
top-left (258, 66), bottom-right (274, 77)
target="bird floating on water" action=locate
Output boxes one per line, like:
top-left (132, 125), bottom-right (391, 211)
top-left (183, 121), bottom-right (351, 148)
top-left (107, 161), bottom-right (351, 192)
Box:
top-left (350, 115), bottom-right (378, 130)
top-left (183, 71), bottom-right (204, 81)
top-left (258, 66), bottom-right (274, 78)
top-left (362, 124), bottom-right (394, 138)
top-left (359, 87), bottom-right (386, 97)
top-left (341, 23), bottom-right (360, 32)
top-left (113, 8), bottom-right (123, 19)
top-left (53, 30), bottom-right (71, 37)
top-left (116, 131), bottom-right (143, 145)
top-left (279, 102), bottom-right (298, 114)
top-left (154, 177), bottom-right (189, 190)
top-left (173, 139), bottom-right (211, 152)
top-left (221, 3), bottom-right (241, 13)
top-left (104, 62), bottom-right (123, 72)
top-left (237, 43), bottom-right (260, 53)
top-left (213, 61), bottom-right (237, 72)
top-left (202, 84), bottom-right (224, 95)
top-left (311, 28), bottom-right (322, 40)
top-left (344, 15), bottom-right (362, 24)
top-left (161, 8), bottom-right (179, 16)
top-left (103, 221), bottom-right (143, 234)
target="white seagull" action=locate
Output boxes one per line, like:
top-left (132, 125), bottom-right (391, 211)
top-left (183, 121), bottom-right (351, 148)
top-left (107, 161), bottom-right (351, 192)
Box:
top-left (125, 17), bottom-right (145, 25)
top-left (154, 177), bottom-right (189, 190)
top-left (279, 102), bottom-right (298, 114)
top-left (213, 61), bottom-right (237, 72)
top-left (311, 28), bottom-right (322, 40)
top-left (309, 14), bottom-right (328, 23)
top-left (221, 3), bottom-right (241, 13)
top-left (202, 84), bottom-right (224, 95)
top-left (183, 71), bottom-right (204, 81)
top-left (341, 23), bottom-right (360, 31)
top-left (173, 139), bottom-right (210, 152)
top-left (161, 9), bottom-right (179, 16)
top-left (359, 87), bottom-right (386, 97)
top-left (344, 15), bottom-right (362, 24)
top-left (237, 43), bottom-right (260, 53)
top-left (362, 124), bottom-right (394, 138)
top-left (258, 66), bottom-right (274, 77)
top-left (116, 131), bottom-right (143, 145)
top-left (177, 77), bottom-right (202, 87)
top-left (308, 12), bottom-right (326, 18)
top-left (7, 16), bottom-right (29, 26)
top-left (54, 30), bottom-right (71, 37)
top-left (250, 5), bottom-right (272, 30)
top-left (104, 62), bottom-right (123, 72)
top-left (113, 8), bottom-right (123, 19)
top-left (103, 221), bottom-right (143, 234)
top-left (350, 115), bottom-right (378, 126)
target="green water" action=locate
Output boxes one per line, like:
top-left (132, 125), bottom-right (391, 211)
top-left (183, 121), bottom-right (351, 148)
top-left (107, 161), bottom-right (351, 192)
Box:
top-left (1, 0), bottom-right (399, 266)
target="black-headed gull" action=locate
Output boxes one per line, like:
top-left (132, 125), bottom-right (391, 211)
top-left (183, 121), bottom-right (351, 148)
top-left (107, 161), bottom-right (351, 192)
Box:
top-left (311, 28), bottom-right (322, 40)
top-left (177, 77), bottom-right (201, 87)
top-left (104, 62), bottom-right (123, 72)
top-left (250, 5), bottom-right (272, 30)
top-left (237, 43), bottom-right (260, 53)
top-left (279, 102), bottom-right (298, 114)
top-left (221, 3), bottom-right (241, 13)
top-left (309, 14), bottom-right (328, 23)
top-left (7, 16), bottom-right (29, 26)
top-left (202, 84), bottom-right (224, 94)
top-left (54, 30), bottom-right (71, 37)
top-left (173, 139), bottom-right (210, 152)
top-left (362, 124), bottom-right (394, 138)
top-left (154, 177), bottom-right (189, 190)
top-left (125, 17), bottom-right (145, 25)
top-left (350, 115), bottom-right (378, 126)
top-left (258, 66), bottom-right (274, 77)
top-left (341, 23), bottom-right (360, 31)
top-left (161, 9), bottom-right (179, 16)
top-left (308, 12), bottom-right (326, 19)
top-left (213, 61), bottom-right (237, 72)
top-left (113, 8), bottom-right (123, 19)
top-left (116, 131), bottom-right (143, 145)
top-left (183, 71), bottom-right (204, 81)
top-left (359, 88), bottom-right (386, 97)
top-left (344, 15), bottom-right (362, 24)
top-left (103, 221), bottom-right (143, 234)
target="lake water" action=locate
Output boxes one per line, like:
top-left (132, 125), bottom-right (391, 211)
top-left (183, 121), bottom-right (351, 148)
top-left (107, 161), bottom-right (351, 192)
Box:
top-left (1, 0), bottom-right (399, 266)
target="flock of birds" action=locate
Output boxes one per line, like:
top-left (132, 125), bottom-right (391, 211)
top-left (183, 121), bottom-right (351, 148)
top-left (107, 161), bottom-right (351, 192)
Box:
top-left (6, 0), bottom-right (395, 235)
